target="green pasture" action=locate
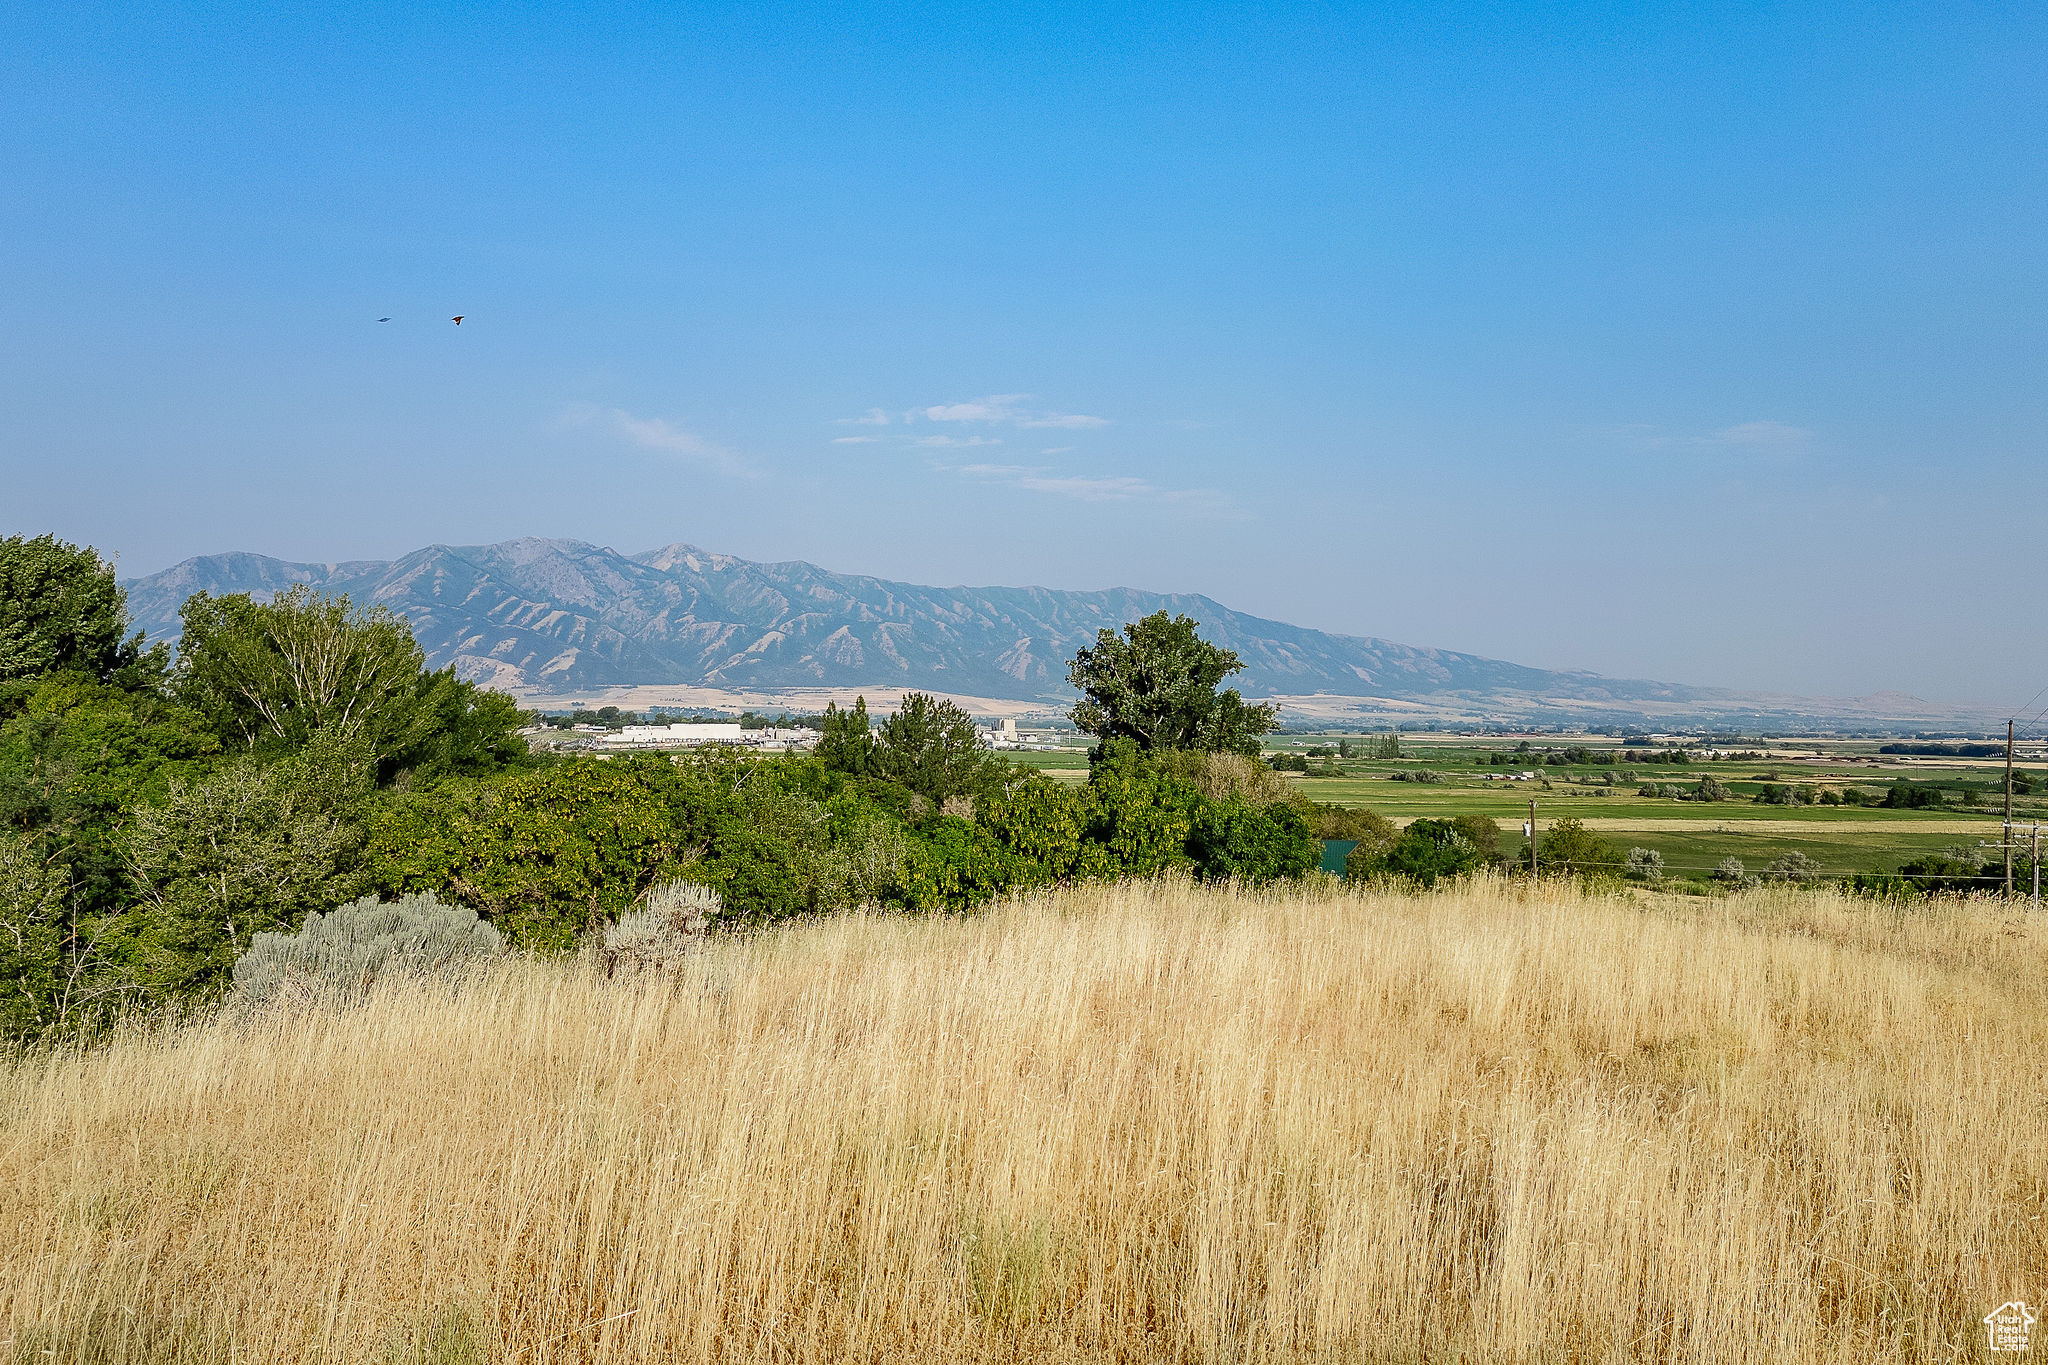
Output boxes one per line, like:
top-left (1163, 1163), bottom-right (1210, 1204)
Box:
top-left (1266, 739), bottom-right (2040, 885)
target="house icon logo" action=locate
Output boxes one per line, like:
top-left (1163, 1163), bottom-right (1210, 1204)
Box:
top-left (1985, 1301), bottom-right (2036, 1352)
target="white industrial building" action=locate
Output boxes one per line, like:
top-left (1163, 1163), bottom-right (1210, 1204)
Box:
top-left (601, 722), bottom-right (746, 747)
top-left (597, 722), bottom-right (818, 749)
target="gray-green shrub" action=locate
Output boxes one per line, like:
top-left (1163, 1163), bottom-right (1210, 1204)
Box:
top-left (231, 891), bottom-right (502, 1005)
top-left (1766, 851), bottom-right (1822, 883)
top-left (598, 881), bottom-right (720, 976)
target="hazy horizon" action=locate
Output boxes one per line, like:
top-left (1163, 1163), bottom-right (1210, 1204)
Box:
top-left (116, 532), bottom-right (1993, 708)
top-left (6, 4), bottom-right (2044, 708)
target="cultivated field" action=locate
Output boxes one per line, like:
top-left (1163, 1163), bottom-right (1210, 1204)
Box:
top-left (2, 878), bottom-right (2041, 1363)
top-left (1255, 735), bottom-right (2046, 884)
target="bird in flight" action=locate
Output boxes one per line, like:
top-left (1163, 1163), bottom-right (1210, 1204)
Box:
top-left (377, 317), bottom-right (391, 323)
top-left (451, 315), bottom-right (465, 325)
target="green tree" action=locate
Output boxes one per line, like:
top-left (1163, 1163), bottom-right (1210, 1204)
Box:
top-left (176, 586), bottom-right (423, 754)
top-left (0, 534), bottom-right (164, 698)
top-left (0, 829), bottom-right (67, 1042)
top-left (124, 732), bottom-right (372, 1000)
top-left (1346, 817), bottom-right (1481, 887)
top-left (873, 693), bottom-right (990, 805)
top-left (0, 674), bottom-right (221, 941)
top-left (1538, 817), bottom-right (1623, 877)
top-left (1082, 739), bottom-right (1201, 875)
top-left (816, 697), bottom-right (876, 777)
top-left (175, 586), bottom-right (524, 782)
top-left (1446, 814), bottom-right (1504, 864)
top-left (1066, 612), bottom-right (1278, 757)
top-left (978, 774), bottom-right (1099, 885)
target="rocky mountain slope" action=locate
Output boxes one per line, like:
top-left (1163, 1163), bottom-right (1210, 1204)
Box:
top-left (121, 538), bottom-right (1975, 728)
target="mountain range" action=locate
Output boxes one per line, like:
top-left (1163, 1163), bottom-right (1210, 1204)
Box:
top-left (121, 538), bottom-right (1980, 730)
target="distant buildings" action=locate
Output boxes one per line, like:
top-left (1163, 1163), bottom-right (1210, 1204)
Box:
top-left (596, 723), bottom-right (816, 749)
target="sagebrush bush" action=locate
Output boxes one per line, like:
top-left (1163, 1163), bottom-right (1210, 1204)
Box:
top-left (1767, 851), bottom-right (1822, 883)
top-left (231, 891), bottom-right (503, 1005)
top-left (598, 882), bottom-right (721, 975)
top-left (1625, 846), bottom-right (1664, 881)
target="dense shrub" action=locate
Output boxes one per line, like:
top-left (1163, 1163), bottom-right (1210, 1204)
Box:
top-left (126, 731), bottom-right (371, 997)
top-left (1083, 740), bottom-right (1201, 877)
top-left (231, 891), bottom-right (502, 1005)
top-left (1188, 799), bottom-right (1318, 884)
top-left (1624, 846), bottom-right (1664, 881)
top-left (1538, 818), bottom-right (1622, 878)
top-left (360, 754), bottom-right (701, 952)
top-left (1714, 857), bottom-right (1761, 890)
top-left (1348, 818), bottom-right (1483, 888)
top-left (1307, 802), bottom-right (1396, 852)
top-left (977, 775), bottom-right (1099, 885)
top-left (1766, 852), bottom-right (1823, 883)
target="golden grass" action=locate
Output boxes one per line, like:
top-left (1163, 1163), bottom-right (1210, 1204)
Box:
top-left (3, 878), bottom-right (2043, 1363)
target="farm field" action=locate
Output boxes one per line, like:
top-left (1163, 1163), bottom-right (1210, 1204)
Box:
top-left (3, 877), bottom-right (2039, 1363)
top-left (1268, 733), bottom-right (2043, 885)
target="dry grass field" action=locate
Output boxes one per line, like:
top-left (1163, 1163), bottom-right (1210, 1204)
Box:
top-left (2, 878), bottom-right (2043, 1363)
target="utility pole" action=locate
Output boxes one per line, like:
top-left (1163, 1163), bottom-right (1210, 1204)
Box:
top-left (1527, 798), bottom-right (1538, 875)
top-left (2005, 720), bottom-right (2016, 897)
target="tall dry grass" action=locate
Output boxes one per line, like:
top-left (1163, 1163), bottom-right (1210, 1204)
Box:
top-left (2, 877), bottom-right (2043, 1363)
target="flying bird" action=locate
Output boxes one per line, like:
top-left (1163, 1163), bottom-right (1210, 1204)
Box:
top-left (377, 317), bottom-right (391, 323)
top-left (451, 315), bottom-right (465, 325)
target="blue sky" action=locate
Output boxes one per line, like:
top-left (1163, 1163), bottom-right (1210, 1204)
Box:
top-left (3, 2), bottom-right (2043, 705)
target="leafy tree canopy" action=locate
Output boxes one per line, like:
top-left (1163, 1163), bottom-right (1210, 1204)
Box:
top-left (816, 697), bottom-right (876, 777)
top-left (174, 585), bottom-right (526, 783)
top-left (873, 692), bottom-right (990, 806)
top-left (0, 534), bottom-right (164, 698)
top-left (1347, 817), bottom-right (1483, 888)
top-left (1066, 611), bottom-right (1278, 758)
top-left (1538, 817), bottom-right (1623, 877)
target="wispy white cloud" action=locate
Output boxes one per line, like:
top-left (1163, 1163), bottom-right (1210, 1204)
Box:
top-left (564, 406), bottom-right (757, 478)
top-left (835, 407), bottom-right (892, 426)
top-left (952, 461), bottom-right (1230, 513)
top-left (923, 395), bottom-right (1030, 423)
top-left (916, 394), bottom-right (1110, 430)
top-left (915, 434), bottom-right (1002, 448)
top-left (1019, 412), bottom-right (1110, 429)
top-left (831, 435), bottom-right (880, 445)
top-left (1584, 418), bottom-right (1816, 455)
top-left (1711, 420), bottom-right (1812, 450)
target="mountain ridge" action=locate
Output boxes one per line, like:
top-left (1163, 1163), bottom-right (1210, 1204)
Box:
top-left (119, 537), bottom-right (1983, 729)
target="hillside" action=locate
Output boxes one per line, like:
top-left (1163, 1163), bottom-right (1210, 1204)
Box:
top-left (4, 881), bottom-right (2037, 1360)
top-left (122, 538), bottom-right (1980, 728)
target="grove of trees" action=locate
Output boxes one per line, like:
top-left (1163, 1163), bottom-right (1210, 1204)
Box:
top-left (0, 541), bottom-right (1331, 1045)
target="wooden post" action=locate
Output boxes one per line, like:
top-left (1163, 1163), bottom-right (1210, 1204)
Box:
top-left (1528, 798), bottom-right (1538, 875)
top-left (2005, 720), bottom-right (2016, 897)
